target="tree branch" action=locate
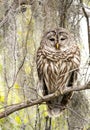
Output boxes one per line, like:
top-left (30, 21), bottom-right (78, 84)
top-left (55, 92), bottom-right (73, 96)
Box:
top-left (80, 0), bottom-right (90, 54)
top-left (0, 81), bottom-right (90, 119)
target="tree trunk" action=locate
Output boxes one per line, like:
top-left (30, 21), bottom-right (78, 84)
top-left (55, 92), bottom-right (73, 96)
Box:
top-left (67, 92), bottom-right (90, 130)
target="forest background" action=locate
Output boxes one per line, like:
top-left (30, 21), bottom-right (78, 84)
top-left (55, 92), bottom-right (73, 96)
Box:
top-left (0, 0), bottom-right (90, 130)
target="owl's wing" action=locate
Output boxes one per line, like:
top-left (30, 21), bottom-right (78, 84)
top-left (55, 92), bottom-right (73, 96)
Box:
top-left (68, 70), bottom-right (78, 87)
top-left (37, 71), bottom-right (48, 96)
top-left (61, 70), bottom-right (78, 106)
top-left (36, 49), bottom-right (48, 96)
top-left (61, 46), bottom-right (80, 107)
top-left (67, 46), bottom-right (80, 87)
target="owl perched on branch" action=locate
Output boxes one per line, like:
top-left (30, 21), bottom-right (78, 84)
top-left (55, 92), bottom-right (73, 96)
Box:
top-left (36, 28), bottom-right (80, 116)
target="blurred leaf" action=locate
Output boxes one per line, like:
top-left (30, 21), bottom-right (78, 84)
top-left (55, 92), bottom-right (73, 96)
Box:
top-left (24, 117), bottom-right (28, 124)
top-left (0, 64), bottom-right (2, 73)
top-left (39, 105), bottom-right (48, 117)
top-left (0, 95), bottom-right (4, 103)
top-left (15, 116), bottom-right (21, 124)
top-left (14, 83), bottom-right (20, 89)
top-left (24, 63), bottom-right (31, 74)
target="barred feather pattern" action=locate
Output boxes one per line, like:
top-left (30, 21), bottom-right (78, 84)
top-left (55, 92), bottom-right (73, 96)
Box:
top-left (36, 28), bottom-right (80, 116)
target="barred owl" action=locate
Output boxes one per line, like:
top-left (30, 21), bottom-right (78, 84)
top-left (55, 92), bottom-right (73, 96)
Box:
top-left (36, 28), bottom-right (80, 116)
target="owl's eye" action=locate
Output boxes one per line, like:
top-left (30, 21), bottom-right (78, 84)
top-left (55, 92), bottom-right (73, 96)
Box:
top-left (61, 37), bottom-right (67, 41)
top-left (61, 38), bottom-right (66, 41)
top-left (49, 38), bottom-right (55, 41)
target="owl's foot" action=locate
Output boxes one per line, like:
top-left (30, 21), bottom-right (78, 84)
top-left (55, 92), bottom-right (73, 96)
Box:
top-left (55, 89), bottom-right (63, 97)
top-left (60, 89), bottom-right (64, 95)
top-left (55, 90), bottom-right (60, 97)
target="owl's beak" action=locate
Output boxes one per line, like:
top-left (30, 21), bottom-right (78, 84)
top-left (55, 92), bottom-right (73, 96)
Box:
top-left (55, 43), bottom-right (60, 49)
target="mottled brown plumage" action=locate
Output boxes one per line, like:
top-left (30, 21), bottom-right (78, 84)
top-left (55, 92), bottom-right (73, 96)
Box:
top-left (36, 28), bottom-right (80, 116)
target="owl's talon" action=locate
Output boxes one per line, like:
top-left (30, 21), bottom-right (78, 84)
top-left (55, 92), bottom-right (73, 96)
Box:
top-left (60, 89), bottom-right (64, 95)
top-left (54, 88), bottom-right (64, 96)
top-left (55, 90), bottom-right (60, 97)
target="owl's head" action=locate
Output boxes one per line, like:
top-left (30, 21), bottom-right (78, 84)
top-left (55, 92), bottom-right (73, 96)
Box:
top-left (41, 28), bottom-right (75, 52)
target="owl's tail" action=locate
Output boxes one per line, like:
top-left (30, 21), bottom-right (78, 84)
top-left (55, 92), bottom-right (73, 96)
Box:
top-left (46, 92), bottom-right (72, 117)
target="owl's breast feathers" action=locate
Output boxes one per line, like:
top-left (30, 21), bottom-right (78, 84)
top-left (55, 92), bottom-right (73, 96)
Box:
top-left (37, 44), bottom-right (80, 94)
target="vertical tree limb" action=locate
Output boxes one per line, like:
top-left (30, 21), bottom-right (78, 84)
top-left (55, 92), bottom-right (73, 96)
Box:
top-left (80, 0), bottom-right (90, 54)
